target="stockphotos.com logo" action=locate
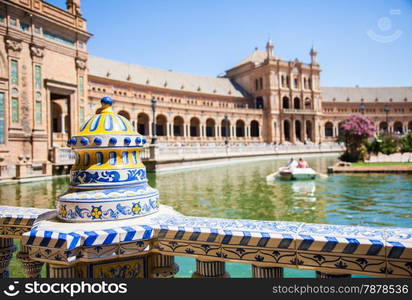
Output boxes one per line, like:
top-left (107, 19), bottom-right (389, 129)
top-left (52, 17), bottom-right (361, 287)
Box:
top-left (3, 281), bottom-right (128, 297)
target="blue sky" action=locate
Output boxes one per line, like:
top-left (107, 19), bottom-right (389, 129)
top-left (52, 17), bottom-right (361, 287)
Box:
top-left (51, 0), bottom-right (412, 86)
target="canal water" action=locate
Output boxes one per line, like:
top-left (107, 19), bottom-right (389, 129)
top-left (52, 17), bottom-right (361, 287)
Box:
top-left (1, 155), bottom-right (412, 277)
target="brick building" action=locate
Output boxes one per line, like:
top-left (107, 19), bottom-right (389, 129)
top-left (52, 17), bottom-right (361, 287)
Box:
top-left (0, 0), bottom-right (410, 178)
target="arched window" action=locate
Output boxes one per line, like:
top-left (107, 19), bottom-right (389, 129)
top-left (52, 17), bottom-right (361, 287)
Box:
top-left (325, 122), bottom-right (334, 137)
top-left (250, 120), bottom-right (259, 137)
top-left (282, 96), bottom-right (290, 109)
top-left (293, 97), bottom-right (301, 109)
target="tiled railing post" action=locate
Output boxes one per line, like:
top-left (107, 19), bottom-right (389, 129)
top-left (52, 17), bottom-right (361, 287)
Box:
top-left (252, 265), bottom-right (284, 278)
top-left (49, 265), bottom-right (78, 278)
top-left (149, 254), bottom-right (179, 278)
top-left (316, 271), bottom-right (351, 278)
top-left (0, 238), bottom-right (16, 278)
top-left (16, 243), bottom-right (44, 278)
top-left (192, 259), bottom-right (230, 278)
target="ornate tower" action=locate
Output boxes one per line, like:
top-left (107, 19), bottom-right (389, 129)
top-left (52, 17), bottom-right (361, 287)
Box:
top-left (66, 0), bottom-right (81, 16)
top-left (310, 46), bottom-right (318, 66)
top-left (266, 39), bottom-right (274, 59)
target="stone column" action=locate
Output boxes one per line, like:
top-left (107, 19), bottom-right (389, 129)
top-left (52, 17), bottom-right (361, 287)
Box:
top-left (215, 125), bottom-right (219, 139)
top-left (61, 114), bottom-right (66, 133)
top-left (316, 271), bottom-right (351, 278)
top-left (183, 124), bottom-right (186, 137)
top-left (192, 259), bottom-right (229, 278)
top-left (0, 238), bottom-right (16, 278)
top-left (302, 119), bottom-right (307, 142)
top-left (200, 125), bottom-right (204, 138)
top-left (49, 264), bottom-right (78, 278)
top-left (169, 123), bottom-right (174, 137)
top-left (16, 243), bottom-right (44, 278)
top-left (291, 119), bottom-right (296, 144)
top-left (252, 265), bottom-right (283, 278)
top-left (149, 254), bottom-right (179, 278)
top-left (148, 119), bottom-right (152, 137)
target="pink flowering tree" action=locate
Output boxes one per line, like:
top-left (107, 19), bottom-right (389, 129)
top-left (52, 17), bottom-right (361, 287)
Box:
top-left (338, 114), bottom-right (377, 161)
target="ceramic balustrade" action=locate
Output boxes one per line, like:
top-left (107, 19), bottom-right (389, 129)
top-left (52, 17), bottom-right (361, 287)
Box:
top-left (1, 204), bottom-right (411, 279)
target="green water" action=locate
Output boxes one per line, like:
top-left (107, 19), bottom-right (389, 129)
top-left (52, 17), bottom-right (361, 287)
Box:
top-left (2, 155), bottom-right (412, 277)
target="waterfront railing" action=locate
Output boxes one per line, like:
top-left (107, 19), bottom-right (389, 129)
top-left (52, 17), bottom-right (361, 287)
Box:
top-left (0, 205), bottom-right (410, 278)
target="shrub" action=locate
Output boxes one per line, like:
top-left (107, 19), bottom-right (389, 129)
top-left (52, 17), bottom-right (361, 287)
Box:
top-left (400, 131), bottom-right (412, 153)
top-left (338, 115), bottom-right (376, 162)
top-left (380, 135), bottom-right (398, 155)
top-left (366, 133), bottom-right (383, 154)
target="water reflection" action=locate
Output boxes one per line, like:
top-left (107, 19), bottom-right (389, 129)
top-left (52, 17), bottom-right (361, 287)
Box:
top-left (1, 155), bottom-right (411, 228)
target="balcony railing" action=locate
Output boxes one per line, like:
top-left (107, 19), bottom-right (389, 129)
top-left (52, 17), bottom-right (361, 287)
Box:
top-left (0, 205), bottom-right (411, 278)
top-left (50, 147), bottom-right (75, 165)
top-left (283, 109), bottom-right (316, 114)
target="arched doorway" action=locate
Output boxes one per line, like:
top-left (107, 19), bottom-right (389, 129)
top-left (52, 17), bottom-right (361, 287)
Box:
top-left (137, 113), bottom-right (149, 135)
top-left (156, 115), bottom-right (167, 136)
top-left (295, 120), bottom-right (302, 141)
top-left (206, 118), bottom-right (216, 137)
top-left (394, 121), bottom-right (403, 134)
top-left (325, 122), bottom-right (334, 137)
top-left (408, 121), bottom-right (412, 132)
top-left (379, 122), bottom-right (388, 132)
top-left (173, 116), bottom-right (184, 136)
top-left (190, 117), bottom-right (200, 137)
top-left (251, 120), bottom-right (259, 137)
top-left (235, 120), bottom-right (245, 137)
top-left (256, 97), bottom-right (264, 109)
top-left (282, 96), bottom-right (290, 109)
top-left (284, 120), bottom-right (291, 141)
top-left (293, 97), bottom-right (301, 109)
top-left (306, 120), bottom-right (312, 141)
top-left (221, 119), bottom-right (230, 137)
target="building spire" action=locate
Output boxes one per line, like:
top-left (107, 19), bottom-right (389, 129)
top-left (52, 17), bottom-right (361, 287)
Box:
top-left (266, 38), bottom-right (274, 59)
top-left (310, 45), bottom-right (318, 65)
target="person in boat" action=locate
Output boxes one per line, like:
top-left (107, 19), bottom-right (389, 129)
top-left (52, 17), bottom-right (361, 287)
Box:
top-left (285, 158), bottom-right (298, 169)
top-left (297, 158), bottom-right (309, 168)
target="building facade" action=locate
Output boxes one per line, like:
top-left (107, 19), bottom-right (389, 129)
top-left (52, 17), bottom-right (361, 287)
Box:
top-left (0, 0), bottom-right (411, 178)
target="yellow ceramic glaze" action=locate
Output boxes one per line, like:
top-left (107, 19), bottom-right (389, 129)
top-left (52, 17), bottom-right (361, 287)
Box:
top-left (78, 104), bottom-right (135, 136)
